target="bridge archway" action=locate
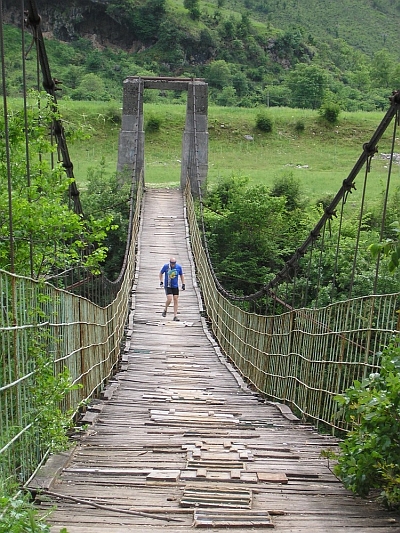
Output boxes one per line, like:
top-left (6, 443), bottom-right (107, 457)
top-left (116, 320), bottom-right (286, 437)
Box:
top-left (117, 76), bottom-right (208, 196)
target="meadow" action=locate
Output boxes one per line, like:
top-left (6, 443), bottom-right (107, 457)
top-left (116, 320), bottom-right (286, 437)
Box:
top-left (58, 99), bottom-right (400, 205)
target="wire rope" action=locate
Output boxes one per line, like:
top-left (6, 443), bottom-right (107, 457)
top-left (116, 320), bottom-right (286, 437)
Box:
top-left (373, 108), bottom-right (399, 293)
top-left (0, 0), bottom-right (15, 273)
top-left (20, 0), bottom-right (35, 277)
top-left (195, 91), bottom-right (400, 306)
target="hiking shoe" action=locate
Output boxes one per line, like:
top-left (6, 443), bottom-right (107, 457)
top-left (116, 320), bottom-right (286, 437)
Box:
top-left (173, 316), bottom-right (180, 321)
top-left (162, 310), bottom-right (166, 317)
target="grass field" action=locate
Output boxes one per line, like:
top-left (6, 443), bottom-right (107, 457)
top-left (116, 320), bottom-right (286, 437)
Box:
top-left (57, 100), bottom-right (400, 204)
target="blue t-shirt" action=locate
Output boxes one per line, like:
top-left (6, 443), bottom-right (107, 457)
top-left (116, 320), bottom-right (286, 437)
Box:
top-left (160, 263), bottom-right (183, 288)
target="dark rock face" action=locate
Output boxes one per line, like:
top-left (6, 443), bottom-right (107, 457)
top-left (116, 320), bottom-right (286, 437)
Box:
top-left (3, 0), bottom-right (137, 51)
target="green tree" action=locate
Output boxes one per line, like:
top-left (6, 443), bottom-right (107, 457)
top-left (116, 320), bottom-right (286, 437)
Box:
top-left (206, 60), bottom-right (232, 89)
top-left (72, 73), bottom-right (107, 101)
top-left (215, 85), bottom-right (238, 106)
top-left (270, 172), bottom-right (304, 210)
top-left (0, 93), bottom-right (115, 278)
top-left (369, 221), bottom-right (400, 272)
top-left (184, 0), bottom-right (201, 20)
top-left (285, 64), bottom-right (327, 109)
top-left (82, 159), bottom-right (131, 280)
top-left (370, 49), bottom-right (394, 88)
top-left (202, 176), bottom-right (308, 295)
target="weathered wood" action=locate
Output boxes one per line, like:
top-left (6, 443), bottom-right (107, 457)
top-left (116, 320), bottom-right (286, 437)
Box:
top-left (31, 189), bottom-right (400, 533)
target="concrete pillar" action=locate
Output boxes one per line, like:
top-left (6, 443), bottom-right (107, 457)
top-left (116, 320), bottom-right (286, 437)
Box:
top-left (117, 77), bottom-right (144, 186)
top-left (180, 81), bottom-right (208, 196)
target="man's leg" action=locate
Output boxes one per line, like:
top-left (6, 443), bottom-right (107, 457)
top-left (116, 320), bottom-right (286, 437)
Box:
top-left (163, 293), bottom-right (173, 316)
top-left (173, 294), bottom-right (179, 318)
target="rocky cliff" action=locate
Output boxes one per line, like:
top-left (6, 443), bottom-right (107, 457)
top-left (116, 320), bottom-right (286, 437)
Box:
top-left (3, 0), bottom-right (138, 51)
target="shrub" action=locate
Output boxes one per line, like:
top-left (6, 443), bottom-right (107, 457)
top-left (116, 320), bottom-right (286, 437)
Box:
top-left (145, 115), bottom-right (162, 132)
top-left (0, 489), bottom-right (52, 533)
top-left (270, 172), bottom-right (303, 210)
top-left (334, 336), bottom-right (400, 509)
top-left (294, 119), bottom-right (305, 133)
top-left (255, 112), bottom-right (273, 132)
top-left (319, 102), bottom-right (340, 123)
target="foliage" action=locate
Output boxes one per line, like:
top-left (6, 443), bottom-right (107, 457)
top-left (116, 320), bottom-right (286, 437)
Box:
top-left (4, 0), bottom-right (400, 111)
top-left (0, 490), bottom-right (51, 533)
top-left (145, 115), bottom-right (162, 132)
top-left (334, 337), bottom-right (400, 509)
top-left (199, 172), bottom-right (400, 306)
top-left (201, 175), bottom-right (311, 295)
top-left (105, 0), bottom-right (166, 42)
top-left (369, 221), bottom-right (400, 272)
top-left (29, 332), bottom-right (81, 453)
top-left (286, 64), bottom-right (327, 109)
top-left (0, 93), bottom-right (116, 279)
top-left (270, 172), bottom-right (304, 210)
top-left (0, 485), bottom-right (69, 532)
top-left (184, 0), bottom-right (201, 20)
top-left (319, 101), bottom-right (341, 124)
top-left (81, 160), bottom-right (131, 280)
top-left (255, 111), bottom-right (273, 132)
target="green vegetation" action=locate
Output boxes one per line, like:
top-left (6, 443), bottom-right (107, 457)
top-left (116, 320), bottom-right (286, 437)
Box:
top-left (4, 0), bottom-right (400, 114)
top-left (199, 173), bottom-right (400, 306)
top-left (0, 93), bottom-right (117, 278)
top-left (0, 490), bottom-right (53, 533)
top-left (369, 221), bottom-right (400, 272)
top-left (334, 337), bottom-right (400, 510)
top-left (55, 100), bottom-right (398, 206)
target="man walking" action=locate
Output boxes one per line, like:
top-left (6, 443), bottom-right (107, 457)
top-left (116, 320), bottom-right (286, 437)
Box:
top-left (159, 257), bottom-right (185, 321)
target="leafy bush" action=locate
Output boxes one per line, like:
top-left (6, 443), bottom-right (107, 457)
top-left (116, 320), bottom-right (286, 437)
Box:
top-left (270, 172), bottom-right (304, 210)
top-left (145, 115), bottom-right (162, 132)
top-left (0, 491), bottom-right (50, 533)
top-left (255, 112), bottom-right (273, 132)
top-left (319, 101), bottom-right (340, 123)
top-left (334, 336), bottom-right (400, 509)
top-left (369, 220), bottom-right (400, 272)
top-left (294, 119), bottom-right (305, 133)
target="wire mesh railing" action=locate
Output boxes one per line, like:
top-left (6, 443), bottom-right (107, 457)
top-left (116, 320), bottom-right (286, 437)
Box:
top-left (0, 179), bottom-right (143, 489)
top-left (185, 183), bottom-right (400, 432)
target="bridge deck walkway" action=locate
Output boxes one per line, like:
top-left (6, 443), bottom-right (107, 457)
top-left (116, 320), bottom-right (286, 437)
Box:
top-left (34, 188), bottom-right (399, 532)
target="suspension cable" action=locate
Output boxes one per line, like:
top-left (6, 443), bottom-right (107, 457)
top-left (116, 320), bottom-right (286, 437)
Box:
top-left (373, 106), bottom-right (399, 293)
top-left (20, 0), bottom-right (35, 277)
top-left (1, 0), bottom-right (14, 273)
top-left (195, 90), bottom-right (400, 304)
top-left (25, 0), bottom-right (83, 216)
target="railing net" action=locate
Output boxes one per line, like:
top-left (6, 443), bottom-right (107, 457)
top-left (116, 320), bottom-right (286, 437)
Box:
top-left (0, 180), bottom-right (142, 488)
top-left (185, 184), bottom-right (400, 432)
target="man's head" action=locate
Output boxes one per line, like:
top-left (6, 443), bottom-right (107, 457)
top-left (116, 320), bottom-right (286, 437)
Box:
top-left (169, 257), bottom-right (176, 266)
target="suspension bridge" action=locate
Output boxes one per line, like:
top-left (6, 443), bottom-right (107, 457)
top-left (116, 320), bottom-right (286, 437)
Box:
top-left (1, 1), bottom-right (400, 531)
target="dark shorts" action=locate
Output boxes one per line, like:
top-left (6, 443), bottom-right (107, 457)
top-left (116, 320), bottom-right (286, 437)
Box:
top-left (166, 286), bottom-right (179, 296)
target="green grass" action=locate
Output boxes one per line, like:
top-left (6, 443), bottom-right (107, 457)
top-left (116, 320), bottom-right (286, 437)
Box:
top-left (58, 100), bottom-right (400, 203)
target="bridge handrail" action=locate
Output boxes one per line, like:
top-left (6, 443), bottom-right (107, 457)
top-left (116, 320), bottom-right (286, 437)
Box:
top-left (185, 183), bottom-right (400, 432)
top-left (0, 180), bottom-right (143, 489)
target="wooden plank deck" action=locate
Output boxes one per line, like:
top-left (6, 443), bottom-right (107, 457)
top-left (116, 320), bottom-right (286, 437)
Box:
top-left (33, 188), bottom-right (400, 532)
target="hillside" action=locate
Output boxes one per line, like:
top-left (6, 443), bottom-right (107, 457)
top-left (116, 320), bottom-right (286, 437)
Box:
top-left (231, 0), bottom-right (400, 59)
top-left (3, 0), bottom-right (400, 110)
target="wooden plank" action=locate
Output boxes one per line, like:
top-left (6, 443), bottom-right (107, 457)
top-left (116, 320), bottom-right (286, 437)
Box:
top-left (32, 189), bottom-right (400, 533)
top-left (180, 487), bottom-right (252, 509)
top-left (194, 509), bottom-right (274, 528)
top-left (256, 472), bottom-right (288, 484)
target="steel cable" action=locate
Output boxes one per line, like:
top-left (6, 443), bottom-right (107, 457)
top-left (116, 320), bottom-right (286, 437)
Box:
top-left (194, 91), bottom-right (400, 306)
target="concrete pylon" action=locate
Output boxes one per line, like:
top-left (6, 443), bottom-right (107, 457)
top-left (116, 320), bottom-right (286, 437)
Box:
top-left (117, 77), bottom-right (144, 185)
top-left (180, 80), bottom-right (208, 196)
top-left (117, 76), bottom-right (208, 195)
